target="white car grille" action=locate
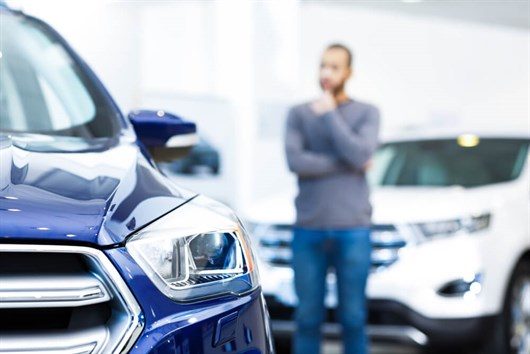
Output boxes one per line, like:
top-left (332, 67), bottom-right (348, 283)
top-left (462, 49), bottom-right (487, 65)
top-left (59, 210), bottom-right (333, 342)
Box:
top-left (256, 224), bottom-right (408, 271)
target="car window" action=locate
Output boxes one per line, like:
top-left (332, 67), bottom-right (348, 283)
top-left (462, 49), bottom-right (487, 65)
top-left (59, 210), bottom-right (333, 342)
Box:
top-left (0, 12), bottom-right (120, 139)
top-left (369, 139), bottom-right (529, 188)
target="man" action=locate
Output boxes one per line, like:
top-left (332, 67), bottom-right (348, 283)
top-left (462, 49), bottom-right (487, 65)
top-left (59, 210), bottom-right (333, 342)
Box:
top-left (284, 43), bottom-right (380, 354)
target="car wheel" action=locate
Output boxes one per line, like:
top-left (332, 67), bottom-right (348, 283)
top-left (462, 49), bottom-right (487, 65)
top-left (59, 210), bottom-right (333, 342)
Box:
top-left (507, 261), bottom-right (530, 354)
top-left (475, 261), bottom-right (530, 354)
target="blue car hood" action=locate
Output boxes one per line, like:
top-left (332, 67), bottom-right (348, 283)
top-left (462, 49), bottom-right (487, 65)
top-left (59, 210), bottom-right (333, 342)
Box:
top-left (0, 135), bottom-right (196, 246)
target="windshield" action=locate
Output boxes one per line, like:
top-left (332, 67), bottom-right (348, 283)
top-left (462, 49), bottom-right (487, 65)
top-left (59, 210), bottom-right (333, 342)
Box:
top-left (0, 11), bottom-right (120, 139)
top-left (369, 138), bottom-right (529, 188)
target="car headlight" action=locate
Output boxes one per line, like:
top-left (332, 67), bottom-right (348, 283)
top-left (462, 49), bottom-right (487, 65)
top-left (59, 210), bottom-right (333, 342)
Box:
top-left (127, 195), bottom-right (259, 302)
top-left (416, 213), bottom-right (491, 239)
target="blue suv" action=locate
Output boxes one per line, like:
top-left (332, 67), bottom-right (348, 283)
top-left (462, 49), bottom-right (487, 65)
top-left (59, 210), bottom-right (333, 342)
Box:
top-left (0, 5), bottom-right (273, 354)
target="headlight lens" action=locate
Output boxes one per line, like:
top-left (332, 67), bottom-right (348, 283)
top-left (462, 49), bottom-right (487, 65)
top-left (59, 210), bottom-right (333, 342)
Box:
top-left (417, 213), bottom-right (491, 238)
top-left (127, 195), bottom-right (258, 301)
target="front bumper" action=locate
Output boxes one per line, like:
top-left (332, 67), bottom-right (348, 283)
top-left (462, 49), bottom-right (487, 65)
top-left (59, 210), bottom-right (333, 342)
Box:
top-left (266, 296), bottom-right (498, 349)
top-left (106, 247), bottom-right (274, 354)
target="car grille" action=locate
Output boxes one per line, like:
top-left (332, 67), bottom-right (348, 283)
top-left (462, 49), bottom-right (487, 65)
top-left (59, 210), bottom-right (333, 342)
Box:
top-left (0, 244), bottom-right (143, 354)
top-left (257, 224), bottom-right (407, 271)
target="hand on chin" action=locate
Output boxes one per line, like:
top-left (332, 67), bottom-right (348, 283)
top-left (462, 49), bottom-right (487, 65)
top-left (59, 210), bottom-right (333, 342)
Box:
top-left (311, 90), bottom-right (337, 116)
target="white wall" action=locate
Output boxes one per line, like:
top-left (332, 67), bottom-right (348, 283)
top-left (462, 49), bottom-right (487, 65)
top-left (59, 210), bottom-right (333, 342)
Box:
top-left (298, 4), bottom-right (530, 133)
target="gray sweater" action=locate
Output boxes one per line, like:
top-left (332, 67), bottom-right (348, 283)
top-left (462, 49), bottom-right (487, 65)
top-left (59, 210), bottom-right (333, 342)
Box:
top-left (285, 99), bottom-right (380, 229)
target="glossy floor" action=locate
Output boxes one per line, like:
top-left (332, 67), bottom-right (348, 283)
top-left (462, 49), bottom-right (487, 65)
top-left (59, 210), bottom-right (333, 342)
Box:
top-left (324, 342), bottom-right (419, 354)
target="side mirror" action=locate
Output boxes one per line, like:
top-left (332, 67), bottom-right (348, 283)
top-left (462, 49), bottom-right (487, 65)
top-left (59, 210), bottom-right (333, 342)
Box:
top-left (129, 110), bottom-right (198, 162)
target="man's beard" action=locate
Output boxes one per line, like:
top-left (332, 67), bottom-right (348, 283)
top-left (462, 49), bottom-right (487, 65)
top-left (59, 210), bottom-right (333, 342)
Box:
top-left (331, 81), bottom-right (346, 95)
top-left (320, 79), bottom-right (346, 95)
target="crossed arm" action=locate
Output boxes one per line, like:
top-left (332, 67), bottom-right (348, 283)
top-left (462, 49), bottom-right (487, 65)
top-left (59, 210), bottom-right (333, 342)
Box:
top-left (284, 106), bottom-right (380, 178)
top-left (322, 106), bottom-right (380, 170)
top-left (285, 108), bottom-right (346, 178)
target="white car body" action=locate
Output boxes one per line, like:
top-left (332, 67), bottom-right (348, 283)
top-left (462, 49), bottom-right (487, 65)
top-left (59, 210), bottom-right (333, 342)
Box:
top-left (245, 131), bottom-right (530, 351)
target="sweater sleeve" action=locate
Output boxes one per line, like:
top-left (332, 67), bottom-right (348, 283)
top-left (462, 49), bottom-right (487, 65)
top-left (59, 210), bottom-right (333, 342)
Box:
top-left (322, 105), bottom-right (380, 170)
top-left (285, 107), bottom-right (346, 178)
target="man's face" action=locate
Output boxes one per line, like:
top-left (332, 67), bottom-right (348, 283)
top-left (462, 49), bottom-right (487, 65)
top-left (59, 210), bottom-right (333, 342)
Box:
top-left (319, 48), bottom-right (352, 93)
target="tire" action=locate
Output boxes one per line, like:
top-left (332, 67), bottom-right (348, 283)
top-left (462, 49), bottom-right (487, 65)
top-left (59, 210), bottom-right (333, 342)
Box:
top-left (423, 346), bottom-right (466, 354)
top-left (274, 336), bottom-right (292, 354)
top-left (474, 261), bottom-right (530, 354)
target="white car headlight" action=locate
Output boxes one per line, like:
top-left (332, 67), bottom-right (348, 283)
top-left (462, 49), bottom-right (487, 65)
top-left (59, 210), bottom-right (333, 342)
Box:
top-left (127, 195), bottom-right (259, 302)
top-left (416, 213), bottom-right (491, 239)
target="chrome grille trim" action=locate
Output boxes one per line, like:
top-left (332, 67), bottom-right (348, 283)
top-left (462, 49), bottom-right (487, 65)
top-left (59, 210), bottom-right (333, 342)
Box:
top-left (0, 244), bottom-right (144, 354)
top-left (0, 274), bottom-right (110, 308)
top-left (0, 327), bottom-right (105, 354)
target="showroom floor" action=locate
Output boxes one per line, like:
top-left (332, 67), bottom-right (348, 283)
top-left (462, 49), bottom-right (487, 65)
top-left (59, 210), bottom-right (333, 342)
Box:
top-left (323, 342), bottom-right (419, 354)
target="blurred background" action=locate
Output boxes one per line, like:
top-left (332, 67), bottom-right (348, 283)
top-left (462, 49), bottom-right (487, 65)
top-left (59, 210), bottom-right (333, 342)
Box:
top-left (7, 0), bottom-right (529, 210)
top-left (6, 1), bottom-right (529, 353)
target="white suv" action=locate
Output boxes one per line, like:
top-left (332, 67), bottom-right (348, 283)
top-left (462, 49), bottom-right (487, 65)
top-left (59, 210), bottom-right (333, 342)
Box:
top-left (246, 132), bottom-right (530, 354)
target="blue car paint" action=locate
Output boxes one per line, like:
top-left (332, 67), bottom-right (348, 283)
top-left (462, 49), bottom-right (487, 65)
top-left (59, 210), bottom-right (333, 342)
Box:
top-left (0, 134), bottom-right (195, 246)
top-left (0, 6), bottom-right (273, 354)
top-left (107, 248), bottom-right (271, 354)
top-left (129, 110), bottom-right (197, 148)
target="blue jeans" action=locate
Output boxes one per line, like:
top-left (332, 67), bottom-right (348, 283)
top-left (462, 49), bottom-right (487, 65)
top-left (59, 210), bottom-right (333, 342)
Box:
top-left (292, 227), bottom-right (371, 354)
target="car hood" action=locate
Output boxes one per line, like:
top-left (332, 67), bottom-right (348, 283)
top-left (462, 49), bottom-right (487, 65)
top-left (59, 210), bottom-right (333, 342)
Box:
top-left (245, 183), bottom-right (520, 226)
top-left (370, 185), bottom-right (517, 223)
top-left (0, 135), bottom-right (196, 246)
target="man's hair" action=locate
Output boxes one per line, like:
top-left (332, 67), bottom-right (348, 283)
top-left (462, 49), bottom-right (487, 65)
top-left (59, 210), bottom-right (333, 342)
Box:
top-left (326, 43), bottom-right (353, 68)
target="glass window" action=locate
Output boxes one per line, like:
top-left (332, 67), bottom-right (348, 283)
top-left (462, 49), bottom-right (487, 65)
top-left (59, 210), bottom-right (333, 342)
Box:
top-left (0, 12), bottom-right (120, 139)
top-left (369, 139), bottom-right (529, 188)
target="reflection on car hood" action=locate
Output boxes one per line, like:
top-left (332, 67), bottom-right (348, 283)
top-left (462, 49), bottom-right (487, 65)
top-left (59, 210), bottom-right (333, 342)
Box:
top-left (0, 135), bottom-right (196, 246)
